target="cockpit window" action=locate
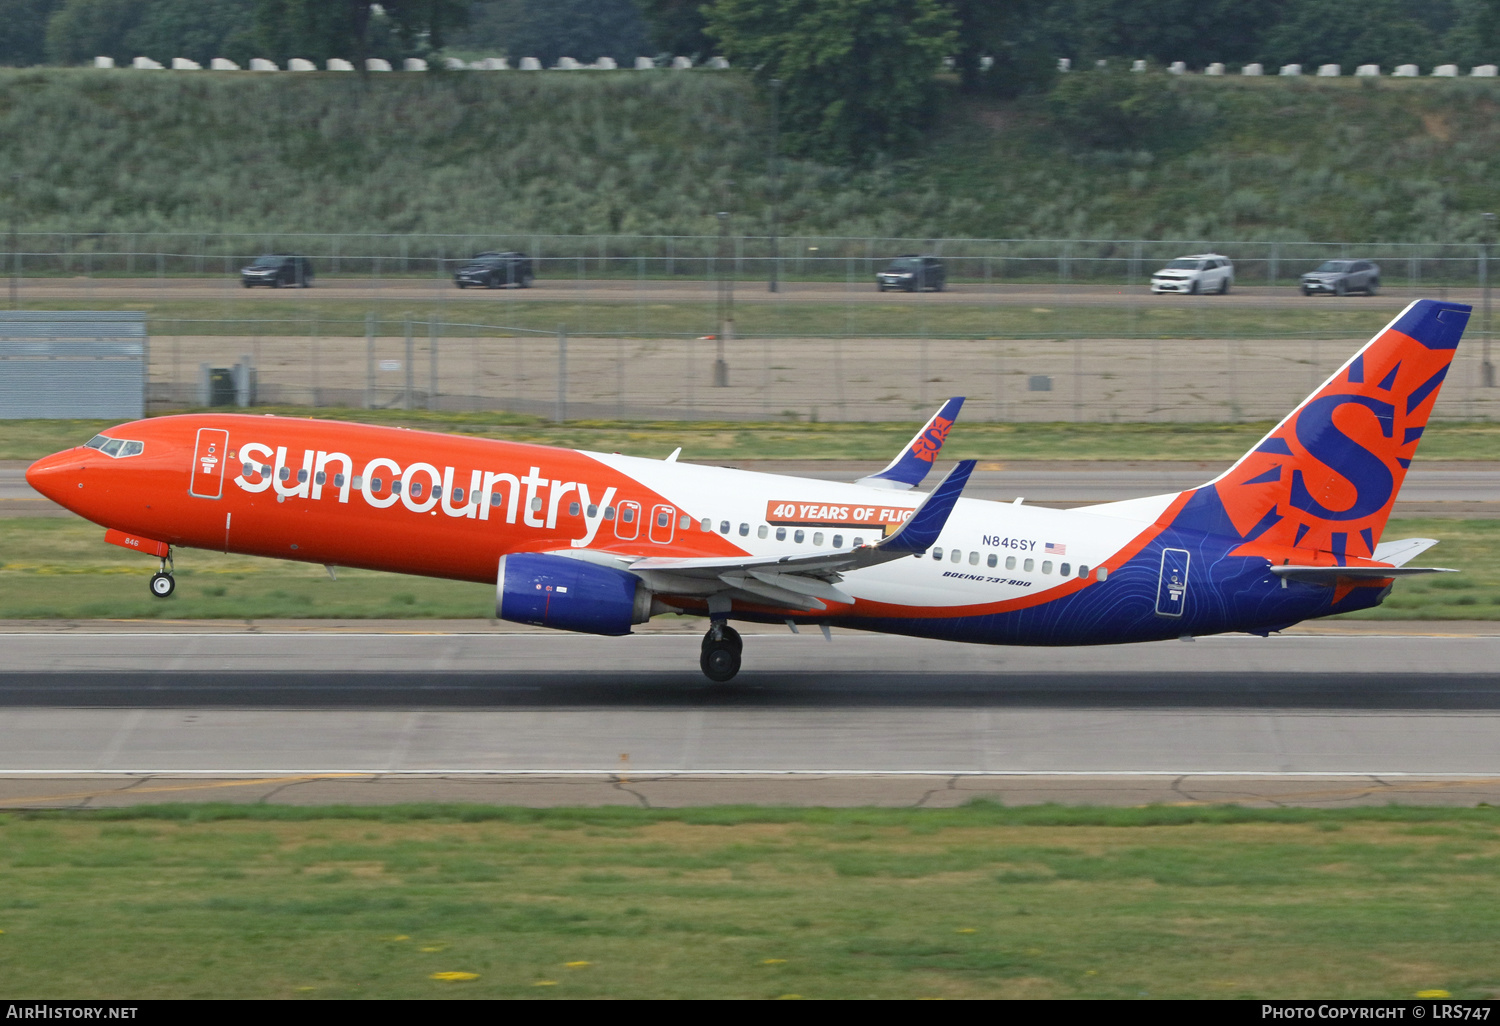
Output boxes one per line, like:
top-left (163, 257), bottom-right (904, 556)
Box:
top-left (83, 435), bottom-right (144, 458)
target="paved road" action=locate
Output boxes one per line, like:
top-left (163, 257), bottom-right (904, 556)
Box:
top-left (8, 460), bottom-right (1500, 516)
top-left (8, 278), bottom-right (1476, 309)
top-left (2, 633), bottom-right (1498, 786)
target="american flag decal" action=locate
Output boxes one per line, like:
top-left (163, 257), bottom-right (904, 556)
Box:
top-left (1044, 542), bottom-right (1066, 555)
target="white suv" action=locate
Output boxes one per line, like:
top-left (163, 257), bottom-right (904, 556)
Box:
top-left (1150, 253), bottom-right (1234, 294)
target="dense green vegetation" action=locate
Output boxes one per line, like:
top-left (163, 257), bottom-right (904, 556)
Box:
top-left (0, 805), bottom-right (1496, 997)
top-left (4, 68), bottom-right (1500, 242)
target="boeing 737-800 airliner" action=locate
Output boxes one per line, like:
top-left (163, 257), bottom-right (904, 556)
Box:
top-left (25, 299), bottom-right (1468, 681)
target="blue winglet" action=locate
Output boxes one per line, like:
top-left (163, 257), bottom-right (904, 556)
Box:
top-left (857, 397), bottom-right (965, 490)
top-left (878, 460), bottom-right (976, 555)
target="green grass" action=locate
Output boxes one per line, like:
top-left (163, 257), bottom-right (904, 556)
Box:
top-left (13, 411), bottom-right (1500, 464)
top-left (10, 293), bottom-right (1408, 343)
top-left (4, 68), bottom-right (1500, 243)
top-left (0, 803), bottom-right (1497, 998)
top-left (1, 514), bottom-right (1495, 621)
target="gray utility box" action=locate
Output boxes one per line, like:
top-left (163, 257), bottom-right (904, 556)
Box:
top-left (0, 311), bottom-right (147, 419)
top-left (199, 360), bottom-right (257, 407)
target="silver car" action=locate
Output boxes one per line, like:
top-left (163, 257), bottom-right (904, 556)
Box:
top-left (1301, 260), bottom-right (1380, 296)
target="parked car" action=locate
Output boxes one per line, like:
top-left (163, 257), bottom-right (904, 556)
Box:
top-left (240, 255), bottom-right (314, 288)
top-left (454, 251), bottom-right (534, 289)
top-left (1150, 254), bottom-right (1234, 294)
top-left (876, 255), bottom-right (946, 292)
top-left (1301, 259), bottom-right (1380, 296)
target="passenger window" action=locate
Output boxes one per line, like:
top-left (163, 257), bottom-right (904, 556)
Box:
top-left (315, 471), bottom-right (326, 486)
top-left (453, 488), bottom-right (465, 503)
top-left (587, 504), bottom-right (598, 517)
top-left (775, 527), bottom-right (787, 541)
top-left (528, 496), bottom-right (540, 510)
top-left (987, 553), bottom-right (997, 568)
top-left (1078, 564), bottom-right (1089, 578)
top-left (679, 515), bottom-right (691, 530)
top-left (739, 523), bottom-right (749, 536)
top-left (932, 547), bottom-right (943, 560)
top-left (1005, 556), bottom-right (1016, 570)
top-left (569, 502), bottom-right (581, 516)
top-left (335, 473), bottom-right (345, 488)
top-left (242, 462), bottom-right (255, 477)
top-left (832, 534), bottom-right (843, 547)
top-left (1096, 567), bottom-right (1109, 581)
top-left (794, 530), bottom-right (805, 544)
top-left (371, 478), bottom-right (383, 492)
top-left (604, 506), bottom-right (615, 520)
top-left (298, 469), bottom-right (309, 483)
top-left (950, 550), bottom-right (961, 563)
top-left (853, 537), bottom-right (864, 547)
top-left (1041, 561), bottom-right (1052, 574)
top-left (657, 511), bottom-right (670, 528)
top-left (1023, 558), bottom-right (1034, 571)
top-left (391, 481), bottom-right (402, 495)
top-left (700, 517), bottom-right (712, 532)
top-left (651, 505), bottom-right (677, 544)
top-left (615, 500), bottom-right (641, 541)
top-left (279, 466), bottom-right (291, 481)
top-left (490, 491), bottom-right (502, 506)
top-left (758, 525), bottom-right (768, 539)
top-left (410, 481), bottom-right (423, 498)
top-left (720, 521), bottom-right (730, 534)
top-left (813, 532), bottom-right (824, 546)
top-left (1060, 562), bottom-right (1070, 576)
top-left (969, 551), bottom-right (979, 565)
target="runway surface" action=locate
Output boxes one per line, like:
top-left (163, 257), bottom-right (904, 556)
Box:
top-left (2, 631), bottom-right (1499, 811)
top-left (8, 278), bottom-right (1477, 310)
top-left (7, 460), bottom-right (1500, 516)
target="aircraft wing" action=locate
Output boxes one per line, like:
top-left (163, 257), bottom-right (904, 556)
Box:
top-left (628, 460), bottom-right (976, 611)
top-left (1270, 565), bottom-right (1456, 583)
top-left (855, 397), bottom-right (964, 490)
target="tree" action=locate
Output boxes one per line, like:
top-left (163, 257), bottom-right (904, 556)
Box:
top-left (0, 0), bottom-right (64, 66)
top-left (704, 0), bottom-right (957, 164)
top-left (636, 0), bottom-right (712, 58)
top-left (945, 0), bottom-right (1057, 98)
top-left (251, 0), bottom-right (467, 66)
top-left (506, 0), bottom-right (650, 65)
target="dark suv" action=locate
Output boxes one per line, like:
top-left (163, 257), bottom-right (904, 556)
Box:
top-left (241, 255), bottom-right (314, 288)
top-left (1301, 260), bottom-right (1380, 296)
top-left (876, 255), bottom-right (946, 292)
top-left (454, 251), bottom-right (535, 289)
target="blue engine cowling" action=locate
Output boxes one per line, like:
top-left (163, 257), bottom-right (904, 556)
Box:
top-left (496, 552), bottom-right (652, 636)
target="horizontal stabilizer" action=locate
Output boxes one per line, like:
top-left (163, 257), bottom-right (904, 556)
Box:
top-left (857, 397), bottom-right (963, 490)
top-left (1271, 565), bottom-right (1456, 583)
top-left (1371, 537), bottom-right (1440, 567)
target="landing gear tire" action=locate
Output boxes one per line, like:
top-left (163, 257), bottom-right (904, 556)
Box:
top-left (149, 572), bottom-right (175, 598)
top-left (700, 623), bottom-right (743, 682)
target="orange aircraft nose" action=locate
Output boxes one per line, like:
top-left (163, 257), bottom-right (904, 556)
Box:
top-left (25, 449), bottom-right (87, 509)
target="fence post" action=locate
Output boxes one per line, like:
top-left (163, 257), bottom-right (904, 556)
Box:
top-left (404, 315), bottom-right (414, 411)
top-left (364, 311), bottom-right (375, 409)
top-left (428, 317), bottom-right (439, 410)
top-left (556, 323), bottom-right (567, 423)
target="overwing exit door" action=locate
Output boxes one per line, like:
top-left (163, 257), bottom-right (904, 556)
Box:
top-left (1155, 548), bottom-right (1190, 617)
top-left (190, 428), bottom-right (230, 499)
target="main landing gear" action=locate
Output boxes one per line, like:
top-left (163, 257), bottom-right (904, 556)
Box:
top-left (149, 553), bottom-right (175, 598)
top-left (700, 622), bottom-right (742, 682)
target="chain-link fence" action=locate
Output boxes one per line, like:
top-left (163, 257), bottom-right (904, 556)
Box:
top-left (152, 317), bottom-right (1500, 424)
top-left (6, 231), bottom-right (1500, 288)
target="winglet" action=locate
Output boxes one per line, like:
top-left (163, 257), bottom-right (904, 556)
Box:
top-left (875, 460), bottom-right (976, 555)
top-left (857, 397), bottom-right (964, 490)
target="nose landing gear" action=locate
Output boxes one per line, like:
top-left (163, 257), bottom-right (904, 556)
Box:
top-left (700, 622), bottom-right (742, 682)
top-left (149, 553), bottom-right (175, 598)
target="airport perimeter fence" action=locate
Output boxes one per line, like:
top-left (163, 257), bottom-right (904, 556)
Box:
top-left (146, 314), bottom-right (1500, 424)
top-left (8, 231), bottom-right (1500, 289)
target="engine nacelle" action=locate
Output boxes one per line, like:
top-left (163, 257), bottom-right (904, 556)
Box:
top-left (496, 552), bottom-right (652, 636)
